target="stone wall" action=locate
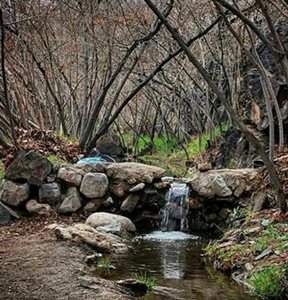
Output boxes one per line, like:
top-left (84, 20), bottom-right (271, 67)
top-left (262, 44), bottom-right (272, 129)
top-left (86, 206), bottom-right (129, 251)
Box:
top-left (0, 151), bottom-right (262, 233)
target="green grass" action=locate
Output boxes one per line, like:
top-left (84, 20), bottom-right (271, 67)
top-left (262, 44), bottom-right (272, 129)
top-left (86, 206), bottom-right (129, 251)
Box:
top-left (97, 257), bottom-right (115, 271)
top-left (248, 265), bottom-right (286, 298)
top-left (47, 154), bottom-right (68, 165)
top-left (122, 124), bottom-right (230, 176)
top-left (134, 271), bottom-right (157, 292)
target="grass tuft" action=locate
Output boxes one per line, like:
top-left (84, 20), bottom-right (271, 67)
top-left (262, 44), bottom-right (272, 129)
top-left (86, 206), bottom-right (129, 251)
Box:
top-left (134, 271), bottom-right (157, 292)
top-left (97, 256), bottom-right (115, 271)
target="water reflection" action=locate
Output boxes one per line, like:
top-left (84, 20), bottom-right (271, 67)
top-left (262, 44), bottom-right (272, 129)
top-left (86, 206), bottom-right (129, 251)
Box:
top-left (106, 231), bottom-right (257, 300)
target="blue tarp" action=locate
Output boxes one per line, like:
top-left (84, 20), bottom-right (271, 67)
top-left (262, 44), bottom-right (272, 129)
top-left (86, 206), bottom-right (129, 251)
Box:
top-left (77, 156), bottom-right (105, 164)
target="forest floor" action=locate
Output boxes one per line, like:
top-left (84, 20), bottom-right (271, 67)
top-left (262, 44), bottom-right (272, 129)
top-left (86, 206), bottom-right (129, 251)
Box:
top-left (0, 215), bottom-right (132, 300)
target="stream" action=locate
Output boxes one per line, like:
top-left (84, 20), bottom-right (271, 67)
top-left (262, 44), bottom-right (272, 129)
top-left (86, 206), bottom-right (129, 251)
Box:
top-left (99, 231), bottom-right (258, 300)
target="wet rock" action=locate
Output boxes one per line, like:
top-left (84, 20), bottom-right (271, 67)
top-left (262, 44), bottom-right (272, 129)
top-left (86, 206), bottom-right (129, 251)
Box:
top-left (26, 199), bottom-right (52, 215)
top-left (117, 279), bottom-right (148, 297)
top-left (57, 167), bottom-right (83, 186)
top-left (129, 183), bottom-right (145, 192)
top-left (0, 201), bottom-right (19, 224)
top-left (1, 181), bottom-right (30, 207)
top-left (5, 151), bottom-right (52, 185)
top-left (84, 198), bottom-right (104, 212)
top-left (120, 194), bottom-right (140, 213)
top-left (80, 173), bottom-right (108, 198)
top-left (58, 187), bottom-right (82, 213)
top-left (85, 212), bottom-right (136, 238)
top-left (39, 183), bottom-right (61, 205)
top-left (49, 223), bottom-right (128, 253)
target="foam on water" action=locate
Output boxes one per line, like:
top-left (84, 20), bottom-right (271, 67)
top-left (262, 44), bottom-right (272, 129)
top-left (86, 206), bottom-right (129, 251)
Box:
top-left (137, 231), bottom-right (199, 241)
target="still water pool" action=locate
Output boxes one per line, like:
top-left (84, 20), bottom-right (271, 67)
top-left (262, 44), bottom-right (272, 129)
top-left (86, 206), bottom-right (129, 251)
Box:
top-left (101, 231), bottom-right (258, 300)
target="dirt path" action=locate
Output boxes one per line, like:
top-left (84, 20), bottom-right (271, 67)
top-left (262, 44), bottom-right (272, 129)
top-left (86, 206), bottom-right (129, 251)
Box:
top-left (0, 217), bottom-right (132, 300)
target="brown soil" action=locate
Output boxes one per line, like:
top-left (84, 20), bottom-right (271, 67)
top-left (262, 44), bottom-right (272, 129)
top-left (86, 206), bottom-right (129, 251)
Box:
top-left (0, 217), bottom-right (132, 300)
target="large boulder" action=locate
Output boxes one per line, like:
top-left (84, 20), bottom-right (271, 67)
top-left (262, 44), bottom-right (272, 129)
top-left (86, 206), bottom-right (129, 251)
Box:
top-left (57, 167), bottom-right (83, 187)
top-left (48, 223), bottom-right (128, 253)
top-left (106, 163), bottom-right (165, 184)
top-left (25, 199), bottom-right (52, 215)
top-left (80, 173), bottom-right (109, 198)
top-left (39, 183), bottom-right (61, 205)
top-left (5, 151), bottom-right (52, 185)
top-left (189, 169), bottom-right (260, 199)
top-left (1, 181), bottom-right (30, 207)
top-left (58, 187), bottom-right (82, 213)
top-left (85, 212), bottom-right (136, 238)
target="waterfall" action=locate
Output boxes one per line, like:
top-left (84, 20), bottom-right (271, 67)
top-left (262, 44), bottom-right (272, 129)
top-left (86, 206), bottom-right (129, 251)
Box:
top-left (161, 182), bottom-right (189, 232)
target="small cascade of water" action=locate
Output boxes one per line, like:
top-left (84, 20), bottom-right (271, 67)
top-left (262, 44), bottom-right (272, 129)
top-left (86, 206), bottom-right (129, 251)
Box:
top-left (161, 182), bottom-right (189, 232)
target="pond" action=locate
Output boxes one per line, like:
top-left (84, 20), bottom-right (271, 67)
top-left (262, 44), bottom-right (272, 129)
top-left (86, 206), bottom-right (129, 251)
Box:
top-left (97, 231), bottom-right (258, 300)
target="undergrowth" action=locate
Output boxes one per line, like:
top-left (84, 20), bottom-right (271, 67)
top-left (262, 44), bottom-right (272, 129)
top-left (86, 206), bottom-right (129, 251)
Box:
top-left (0, 160), bottom-right (4, 188)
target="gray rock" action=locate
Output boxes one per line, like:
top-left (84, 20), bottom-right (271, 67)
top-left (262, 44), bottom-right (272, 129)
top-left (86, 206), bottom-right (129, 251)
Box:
top-left (106, 163), bottom-right (165, 184)
top-left (39, 183), bottom-right (61, 205)
top-left (57, 167), bottom-right (83, 186)
top-left (85, 212), bottom-right (136, 238)
top-left (1, 181), bottom-right (30, 207)
top-left (102, 197), bottom-right (114, 208)
top-left (84, 253), bottom-right (102, 264)
top-left (0, 201), bottom-right (19, 224)
top-left (80, 173), bottom-right (108, 198)
top-left (26, 199), bottom-right (52, 215)
top-left (189, 169), bottom-right (259, 198)
top-left (5, 151), bottom-right (52, 185)
top-left (129, 183), bottom-right (145, 192)
top-left (211, 176), bottom-right (232, 197)
top-left (120, 194), bottom-right (140, 213)
top-left (48, 223), bottom-right (128, 253)
top-left (58, 187), bottom-right (82, 213)
top-left (84, 198), bottom-right (104, 212)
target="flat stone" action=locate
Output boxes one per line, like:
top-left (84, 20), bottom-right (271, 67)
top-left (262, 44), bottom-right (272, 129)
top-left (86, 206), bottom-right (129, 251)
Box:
top-left (39, 183), bottom-right (61, 205)
top-left (80, 173), bottom-right (108, 198)
top-left (129, 183), bottom-right (145, 193)
top-left (120, 194), bottom-right (140, 213)
top-left (1, 181), bottom-right (30, 207)
top-left (57, 167), bottom-right (83, 186)
top-left (58, 187), bottom-right (82, 213)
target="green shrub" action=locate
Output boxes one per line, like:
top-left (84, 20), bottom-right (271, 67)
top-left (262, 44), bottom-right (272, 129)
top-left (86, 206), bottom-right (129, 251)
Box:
top-left (248, 265), bottom-right (285, 298)
top-left (135, 271), bottom-right (157, 292)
